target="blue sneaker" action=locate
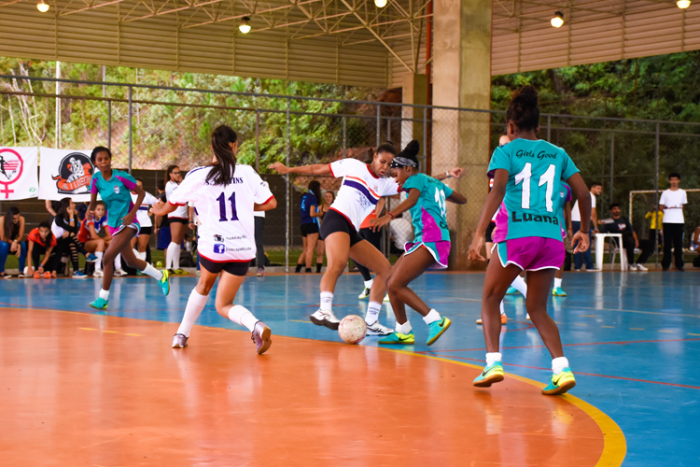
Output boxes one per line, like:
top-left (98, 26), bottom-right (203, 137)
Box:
top-left (552, 287), bottom-right (567, 297)
top-left (473, 362), bottom-right (504, 387)
top-left (89, 297), bottom-right (109, 310)
top-left (378, 331), bottom-right (415, 345)
top-left (426, 316), bottom-right (451, 346)
top-left (505, 286), bottom-right (519, 295)
top-left (73, 271), bottom-right (88, 279)
top-left (159, 269), bottom-right (171, 296)
top-left (85, 253), bottom-right (98, 263)
top-left (542, 367), bottom-right (576, 395)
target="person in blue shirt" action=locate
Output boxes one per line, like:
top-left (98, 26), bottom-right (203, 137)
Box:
top-left (86, 146), bottom-right (171, 309)
top-left (468, 86), bottom-right (592, 396)
top-left (370, 140), bottom-right (466, 346)
top-left (295, 180), bottom-right (322, 273)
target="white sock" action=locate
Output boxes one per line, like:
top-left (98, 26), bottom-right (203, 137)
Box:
top-left (511, 275), bottom-right (527, 298)
top-left (95, 251), bottom-right (104, 270)
top-left (166, 242), bottom-right (180, 269)
top-left (177, 289), bottom-right (208, 337)
top-left (422, 309), bottom-right (441, 325)
top-left (142, 263), bottom-right (163, 281)
top-left (364, 279), bottom-right (374, 289)
top-left (396, 321), bottom-right (412, 334)
top-left (320, 291), bottom-right (333, 312)
top-left (552, 356), bottom-right (570, 374)
top-left (99, 288), bottom-right (110, 300)
top-left (486, 352), bottom-right (502, 367)
top-left (499, 300), bottom-right (505, 316)
top-left (365, 301), bottom-right (382, 325)
top-left (114, 254), bottom-right (122, 270)
top-left (554, 277), bottom-right (563, 289)
top-left (140, 251), bottom-right (148, 262)
top-left (172, 243), bottom-right (181, 269)
top-left (228, 304), bottom-right (258, 332)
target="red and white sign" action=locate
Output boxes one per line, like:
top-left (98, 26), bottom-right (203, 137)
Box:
top-left (0, 147), bottom-right (38, 200)
top-left (39, 148), bottom-right (96, 202)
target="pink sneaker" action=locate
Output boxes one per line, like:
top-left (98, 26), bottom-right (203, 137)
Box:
top-left (251, 321), bottom-right (272, 355)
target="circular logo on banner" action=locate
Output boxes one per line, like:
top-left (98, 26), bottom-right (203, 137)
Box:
top-left (0, 148), bottom-right (24, 199)
top-left (52, 152), bottom-right (95, 195)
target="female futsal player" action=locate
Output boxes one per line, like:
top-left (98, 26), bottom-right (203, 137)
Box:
top-left (154, 125), bottom-right (276, 354)
top-left (87, 146), bottom-right (171, 309)
top-left (370, 140), bottom-right (466, 346)
top-left (131, 178), bottom-right (158, 263)
top-left (295, 180), bottom-right (322, 273)
top-left (165, 165), bottom-right (189, 274)
top-left (468, 86), bottom-right (591, 395)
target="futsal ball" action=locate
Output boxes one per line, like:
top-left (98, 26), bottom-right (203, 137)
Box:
top-left (156, 261), bottom-right (163, 268)
top-left (338, 315), bottom-right (367, 345)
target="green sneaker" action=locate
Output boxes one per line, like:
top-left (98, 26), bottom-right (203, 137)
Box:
top-left (426, 316), bottom-right (451, 346)
top-left (473, 361), bottom-right (504, 388)
top-left (378, 331), bottom-right (415, 345)
top-left (542, 367), bottom-right (576, 395)
top-left (505, 286), bottom-right (519, 295)
top-left (159, 269), bottom-right (171, 296)
top-left (552, 287), bottom-right (567, 296)
top-left (89, 297), bottom-right (109, 310)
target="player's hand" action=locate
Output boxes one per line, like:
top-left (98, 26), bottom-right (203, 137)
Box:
top-left (268, 162), bottom-right (289, 174)
top-left (121, 212), bottom-right (136, 227)
top-left (468, 236), bottom-right (486, 262)
top-left (572, 231), bottom-right (590, 254)
top-left (150, 200), bottom-right (166, 216)
top-left (86, 210), bottom-right (95, 221)
top-left (189, 222), bottom-right (195, 230)
top-left (449, 167), bottom-right (465, 179)
top-left (37, 266), bottom-right (44, 274)
top-left (10, 241), bottom-right (18, 254)
top-left (369, 215), bottom-right (391, 232)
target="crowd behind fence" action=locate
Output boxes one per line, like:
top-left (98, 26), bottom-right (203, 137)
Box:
top-left (1, 74), bottom-right (699, 270)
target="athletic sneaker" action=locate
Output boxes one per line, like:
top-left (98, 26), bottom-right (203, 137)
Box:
top-left (73, 271), bottom-right (88, 279)
top-left (366, 321), bottom-right (394, 336)
top-left (552, 287), bottom-right (567, 296)
top-left (542, 368), bottom-right (576, 395)
top-left (43, 272), bottom-right (52, 279)
top-left (505, 286), bottom-right (519, 295)
top-left (174, 269), bottom-right (187, 275)
top-left (114, 268), bottom-right (127, 277)
top-left (586, 268), bottom-right (601, 272)
top-left (628, 264), bottom-right (639, 271)
top-left (252, 321), bottom-right (272, 355)
top-left (310, 309), bottom-right (340, 330)
top-left (33, 271), bottom-right (41, 279)
top-left (172, 333), bottom-right (188, 348)
top-left (473, 361), bottom-right (505, 387)
top-left (257, 268), bottom-right (265, 277)
top-left (93, 269), bottom-right (103, 278)
top-left (427, 316), bottom-right (452, 345)
top-left (85, 253), bottom-right (98, 263)
top-left (476, 314), bottom-right (507, 325)
top-left (526, 314), bottom-right (531, 320)
top-left (378, 331), bottom-right (415, 345)
top-left (383, 294), bottom-right (390, 303)
top-left (89, 297), bottom-right (109, 310)
top-left (358, 287), bottom-right (370, 299)
top-left (637, 264), bottom-right (648, 271)
top-left (159, 270), bottom-right (171, 296)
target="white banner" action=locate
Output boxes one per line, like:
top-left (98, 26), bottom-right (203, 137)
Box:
top-left (39, 148), bottom-right (97, 202)
top-left (0, 147), bottom-right (39, 200)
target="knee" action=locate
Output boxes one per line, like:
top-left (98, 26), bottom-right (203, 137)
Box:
top-left (386, 276), bottom-right (401, 295)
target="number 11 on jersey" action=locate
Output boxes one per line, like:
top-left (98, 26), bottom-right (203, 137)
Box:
top-left (217, 192), bottom-right (239, 221)
top-left (514, 163), bottom-right (556, 213)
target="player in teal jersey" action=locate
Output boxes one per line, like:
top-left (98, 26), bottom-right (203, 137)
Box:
top-left (86, 147), bottom-right (171, 309)
top-left (370, 141), bottom-right (466, 346)
top-left (469, 86), bottom-right (592, 395)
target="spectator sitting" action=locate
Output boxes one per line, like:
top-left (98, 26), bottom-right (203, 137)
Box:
top-left (26, 221), bottom-right (58, 278)
top-left (0, 206), bottom-right (27, 278)
top-left (690, 226), bottom-right (700, 252)
top-left (636, 209), bottom-right (664, 266)
top-left (599, 203), bottom-right (645, 271)
top-left (77, 201), bottom-right (110, 277)
top-left (52, 197), bottom-right (97, 278)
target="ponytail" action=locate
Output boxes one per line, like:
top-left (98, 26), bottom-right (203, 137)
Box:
top-left (206, 125), bottom-right (238, 186)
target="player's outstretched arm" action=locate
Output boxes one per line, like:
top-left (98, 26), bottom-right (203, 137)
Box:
top-left (269, 162), bottom-right (331, 176)
top-left (447, 191), bottom-right (467, 205)
top-left (435, 167), bottom-right (465, 181)
top-left (370, 189), bottom-right (420, 231)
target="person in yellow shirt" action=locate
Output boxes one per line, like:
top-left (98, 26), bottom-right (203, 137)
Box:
top-left (636, 209), bottom-right (664, 265)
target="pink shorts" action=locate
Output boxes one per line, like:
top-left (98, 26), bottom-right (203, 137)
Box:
top-left (107, 223), bottom-right (140, 237)
top-left (496, 237), bottom-right (565, 271)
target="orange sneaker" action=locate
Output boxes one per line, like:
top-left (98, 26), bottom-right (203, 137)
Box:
top-left (501, 314), bottom-right (508, 325)
top-left (43, 272), bottom-right (51, 279)
top-left (33, 271), bottom-right (41, 279)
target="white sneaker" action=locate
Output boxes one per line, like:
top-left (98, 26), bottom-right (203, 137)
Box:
top-left (94, 269), bottom-right (103, 278)
top-left (114, 268), bottom-right (127, 277)
top-left (628, 264), bottom-right (639, 271)
top-left (358, 287), bottom-right (370, 299)
top-left (636, 264), bottom-right (648, 271)
top-left (366, 321), bottom-right (394, 336)
top-left (586, 268), bottom-right (601, 272)
top-left (309, 309), bottom-right (340, 330)
top-left (383, 294), bottom-right (390, 303)
top-left (526, 314), bottom-right (531, 320)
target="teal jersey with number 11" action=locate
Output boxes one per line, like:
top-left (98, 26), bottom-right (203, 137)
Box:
top-left (487, 139), bottom-right (579, 242)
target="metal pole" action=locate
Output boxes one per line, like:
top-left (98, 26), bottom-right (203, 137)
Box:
top-left (376, 104), bottom-right (381, 147)
top-left (128, 86), bottom-right (133, 174)
top-left (107, 100), bottom-right (112, 151)
top-left (610, 133), bottom-right (614, 201)
top-left (55, 61), bottom-right (61, 149)
top-left (286, 98), bottom-right (291, 273)
top-left (654, 123), bottom-right (660, 270)
top-left (342, 116), bottom-right (347, 158)
top-left (386, 116), bottom-right (391, 143)
top-left (255, 109), bottom-right (260, 171)
top-left (547, 115), bottom-right (551, 141)
top-left (422, 106), bottom-right (427, 174)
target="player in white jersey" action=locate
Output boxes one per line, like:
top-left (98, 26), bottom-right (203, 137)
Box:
top-left (153, 125), bottom-right (277, 355)
top-left (131, 178), bottom-right (158, 263)
top-left (165, 166), bottom-right (190, 274)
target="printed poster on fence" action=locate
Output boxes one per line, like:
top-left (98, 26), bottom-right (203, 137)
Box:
top-left (39, 148), bottom-right (96, 202)
top-left (0, 147), bottom-right (39, 200)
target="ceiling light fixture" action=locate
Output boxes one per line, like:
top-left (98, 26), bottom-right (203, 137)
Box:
top-left (37, 0), bottom-right (49, 12)
top-left (551, 11), bottom-right (564, 28)
top-left (677, 0), bottom-right (691, 9)
top-left (239, 16), bottom-right (251, 34)
top-left (374, 0), bottom-right (388, 7)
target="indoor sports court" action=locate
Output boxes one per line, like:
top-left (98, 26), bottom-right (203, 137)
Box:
top-left (1, 271), bottom-right (697, 465)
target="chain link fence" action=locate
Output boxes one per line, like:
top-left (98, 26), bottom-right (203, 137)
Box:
top-left (2, 74), bottom-right (700, 269)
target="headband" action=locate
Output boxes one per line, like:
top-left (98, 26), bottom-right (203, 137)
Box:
top-left (391, 156), bottom-right (419, 169)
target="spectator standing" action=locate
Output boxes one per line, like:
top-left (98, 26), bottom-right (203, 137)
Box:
top-left (600, 203), bottom-right (645, 271)
top-left (659, 173), bottom-right (688, 271)
top-left (571, 182), bottom-right (602, 271)
top-left (314, 191), bottom-right (334, 274)
top-left (155, 179), bottom-right (171, 252)
top-left (295, 181), bottom-right (322, 273)
top-left (0, 206), bottom-right (27, 278)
